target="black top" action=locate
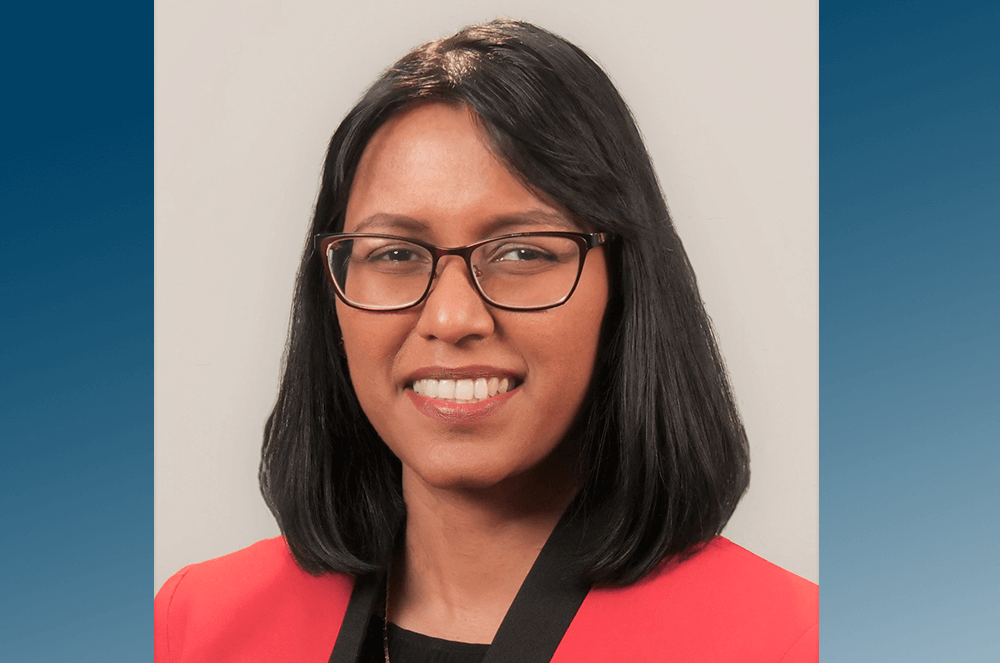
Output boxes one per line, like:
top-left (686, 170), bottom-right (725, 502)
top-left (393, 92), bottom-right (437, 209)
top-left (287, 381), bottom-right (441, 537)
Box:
top-left (358, 615), bottom-right (489, 663)
top-left (329, 509), bottom-right (591, 663)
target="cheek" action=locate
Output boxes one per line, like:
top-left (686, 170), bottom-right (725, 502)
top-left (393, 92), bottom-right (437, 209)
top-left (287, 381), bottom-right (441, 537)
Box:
top-left (335, 302), bottom-right (365, 369)
top-left (568, 254), bottom-right (609, 355)
top-left (530, 254), bottom-right (609, 397)
top-left (335, 303), bottom-right (408, 397)
top-left (571, 256), bottom-right (610, 387)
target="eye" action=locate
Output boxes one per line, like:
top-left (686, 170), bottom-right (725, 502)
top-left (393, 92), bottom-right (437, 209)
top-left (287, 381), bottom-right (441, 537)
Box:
top-left (369, 247), bottom-right (420, 263)
top-left (352, 239), bottom-right (431, 275)
top-left (491, 245), bottom-right (556, 263)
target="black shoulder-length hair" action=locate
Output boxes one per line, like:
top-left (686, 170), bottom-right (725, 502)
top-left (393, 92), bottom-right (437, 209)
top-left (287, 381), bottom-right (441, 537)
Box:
top-left (260, 19), bottom-right (749, 586)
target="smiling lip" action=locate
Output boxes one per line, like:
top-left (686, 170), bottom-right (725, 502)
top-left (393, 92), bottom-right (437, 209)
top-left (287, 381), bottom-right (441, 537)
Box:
top-left (403, 366), bottom-right (522, 424)
top-left (406, 387), bottom-right (518, 424)
top-left (404, 365), bottom-right (521, 382)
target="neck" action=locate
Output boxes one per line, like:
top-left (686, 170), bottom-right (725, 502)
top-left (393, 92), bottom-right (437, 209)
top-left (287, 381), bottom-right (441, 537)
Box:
top-left (389, 461), bottom-right (577, 644)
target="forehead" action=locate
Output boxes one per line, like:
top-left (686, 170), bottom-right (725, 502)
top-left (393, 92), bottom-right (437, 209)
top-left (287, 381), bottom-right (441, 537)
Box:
top-left (344, 103), bottom-right (578, 241)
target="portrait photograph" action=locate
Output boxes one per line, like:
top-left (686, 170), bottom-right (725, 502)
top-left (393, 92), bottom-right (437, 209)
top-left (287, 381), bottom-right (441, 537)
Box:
top-left (9, 0), bottom-right (1000, 661)
top-left (154, 1), bottom-right (818, 660)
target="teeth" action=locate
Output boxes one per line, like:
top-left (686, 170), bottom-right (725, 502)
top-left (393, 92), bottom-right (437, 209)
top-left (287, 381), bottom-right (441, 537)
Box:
top-left (411, 376), bottom-right (516, 403)
top-left (455, 379), bottom-right (474, 400)
top-left (438, 379), bottom-right (455, 399)
top-left (424, 379), bottom-right (439, 398)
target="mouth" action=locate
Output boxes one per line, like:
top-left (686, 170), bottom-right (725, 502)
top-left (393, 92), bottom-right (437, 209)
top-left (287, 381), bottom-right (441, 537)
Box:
top-left (409, 376), bottom-right (521, 404)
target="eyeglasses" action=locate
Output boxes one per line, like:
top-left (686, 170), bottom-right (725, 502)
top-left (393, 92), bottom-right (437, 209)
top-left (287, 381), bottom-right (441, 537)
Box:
top-left (315, 231), bottom-right (609, 311)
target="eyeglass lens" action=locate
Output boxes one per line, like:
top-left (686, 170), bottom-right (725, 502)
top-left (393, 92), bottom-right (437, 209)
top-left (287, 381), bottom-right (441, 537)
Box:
top-left (326, 235), bottom-right (584, 310)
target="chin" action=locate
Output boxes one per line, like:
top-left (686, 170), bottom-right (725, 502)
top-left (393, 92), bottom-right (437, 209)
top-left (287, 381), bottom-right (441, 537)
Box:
top-left (408, 458), bottom-right (519, 492)
top-left (400, 443), bottom-right (575, 500)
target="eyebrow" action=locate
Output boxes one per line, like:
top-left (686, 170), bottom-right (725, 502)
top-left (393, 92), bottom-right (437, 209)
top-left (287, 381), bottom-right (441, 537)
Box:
top-left (349, 209), bottom-right (581, 239)
top-left (480, 210), bottom-right (580, 236)
top-left (350, 214), bottom-right (431, 234)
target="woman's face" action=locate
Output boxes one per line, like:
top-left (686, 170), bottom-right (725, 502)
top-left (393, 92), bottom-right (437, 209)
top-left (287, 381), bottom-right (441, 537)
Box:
top-left (338, 103), bottom-right (608, 495)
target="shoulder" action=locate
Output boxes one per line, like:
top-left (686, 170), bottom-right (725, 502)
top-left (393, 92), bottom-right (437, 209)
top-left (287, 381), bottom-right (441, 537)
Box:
top-left (155, 538), bottom-right (354, 663)
top-left (557, 537), bottom-right (817, 663)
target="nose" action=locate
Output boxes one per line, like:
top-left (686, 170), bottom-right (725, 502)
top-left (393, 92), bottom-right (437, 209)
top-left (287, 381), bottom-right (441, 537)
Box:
top-left (414, 256), bottom-right (495, 344)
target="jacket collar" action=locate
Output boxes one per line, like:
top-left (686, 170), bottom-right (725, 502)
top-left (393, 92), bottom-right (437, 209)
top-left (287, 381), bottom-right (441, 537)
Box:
top-left (328, 507), bottom-right (591, 663)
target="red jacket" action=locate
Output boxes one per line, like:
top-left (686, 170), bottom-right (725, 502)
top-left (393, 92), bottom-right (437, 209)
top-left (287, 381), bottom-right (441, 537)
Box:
top-left (155, 536), bottom-right (817, 662)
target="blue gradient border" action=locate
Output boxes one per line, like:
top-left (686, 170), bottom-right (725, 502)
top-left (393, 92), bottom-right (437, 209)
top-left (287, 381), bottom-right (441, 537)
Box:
top-left (2, 0), bottom-right (998, 660)
top-left (0, 2), bottom-right (151, 661)
top-left (822, 1), bottom-right (999, 660)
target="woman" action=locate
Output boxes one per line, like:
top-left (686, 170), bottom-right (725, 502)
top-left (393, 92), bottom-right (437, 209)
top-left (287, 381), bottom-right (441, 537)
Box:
top-left (155, 19), bottom-right (817, 663)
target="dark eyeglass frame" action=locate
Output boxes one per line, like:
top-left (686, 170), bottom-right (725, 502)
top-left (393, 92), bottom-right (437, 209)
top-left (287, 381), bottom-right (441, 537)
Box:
top-left (314, 231), bottom-right (611, 312)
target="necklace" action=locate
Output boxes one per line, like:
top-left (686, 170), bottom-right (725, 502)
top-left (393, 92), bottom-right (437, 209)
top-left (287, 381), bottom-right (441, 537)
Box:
top-left (383, 560), bottom-right (391, 663)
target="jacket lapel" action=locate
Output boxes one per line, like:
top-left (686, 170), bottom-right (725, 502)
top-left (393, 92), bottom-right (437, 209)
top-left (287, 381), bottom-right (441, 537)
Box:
top-left (327, 509), bottom-right (590, 663)
top-left (481, 511), bottom-right (590, 663)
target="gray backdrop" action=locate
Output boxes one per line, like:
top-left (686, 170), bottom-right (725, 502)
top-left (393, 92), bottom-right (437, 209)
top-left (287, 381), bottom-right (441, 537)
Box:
top-left (155, 0), bottom-right (818, 591)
